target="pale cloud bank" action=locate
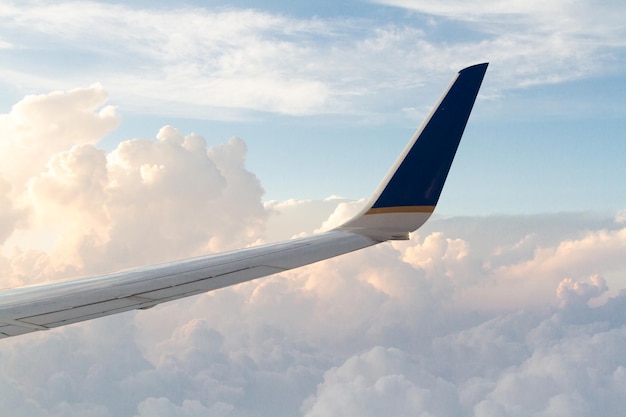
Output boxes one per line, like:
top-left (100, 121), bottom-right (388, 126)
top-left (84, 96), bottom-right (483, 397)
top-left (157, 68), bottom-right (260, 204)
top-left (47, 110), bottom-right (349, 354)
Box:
top-left (2, 85), bottom-right (626, 415)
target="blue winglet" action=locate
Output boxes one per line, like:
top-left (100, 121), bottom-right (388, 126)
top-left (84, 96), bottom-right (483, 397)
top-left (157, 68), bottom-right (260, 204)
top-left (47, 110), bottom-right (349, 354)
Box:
top-left (340, 63), bottom-right (488, 239)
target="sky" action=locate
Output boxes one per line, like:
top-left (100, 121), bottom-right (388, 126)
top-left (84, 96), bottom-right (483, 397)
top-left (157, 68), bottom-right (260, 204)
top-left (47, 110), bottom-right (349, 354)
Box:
top-left (1, 0), bottom-right (626, 416)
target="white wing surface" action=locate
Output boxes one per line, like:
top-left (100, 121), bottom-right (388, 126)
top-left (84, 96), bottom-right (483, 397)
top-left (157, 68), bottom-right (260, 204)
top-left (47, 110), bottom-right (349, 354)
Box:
top-left (0, 63), bottom-right (488, 338)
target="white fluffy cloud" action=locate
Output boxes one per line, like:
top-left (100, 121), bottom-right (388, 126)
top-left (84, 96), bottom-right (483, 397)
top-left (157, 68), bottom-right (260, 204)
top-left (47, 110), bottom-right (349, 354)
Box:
top-left (0, 84), bottom-right (266, 285)
top-left (0, 84), bottom-right (118, 187)
top-left (2, 85), bottom-right (626, 416)
top-left (302, 346), bottom-right (460, 417)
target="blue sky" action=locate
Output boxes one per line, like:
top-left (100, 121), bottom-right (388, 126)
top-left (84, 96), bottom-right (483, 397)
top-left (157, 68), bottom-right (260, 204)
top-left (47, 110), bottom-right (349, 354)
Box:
top-left (3, 2), bottom-right (626, 416)
top-left (2, 0), bottom-right (625, 215)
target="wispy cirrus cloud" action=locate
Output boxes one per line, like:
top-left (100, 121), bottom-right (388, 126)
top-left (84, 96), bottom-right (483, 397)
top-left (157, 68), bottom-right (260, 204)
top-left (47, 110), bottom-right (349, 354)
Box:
top-left (1, 1), bottom-right (625, 119)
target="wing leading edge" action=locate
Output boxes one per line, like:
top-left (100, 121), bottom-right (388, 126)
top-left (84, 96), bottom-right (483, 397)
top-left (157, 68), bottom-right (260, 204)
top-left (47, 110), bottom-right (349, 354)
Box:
top-left (0, 63), bottom-right (487, 338)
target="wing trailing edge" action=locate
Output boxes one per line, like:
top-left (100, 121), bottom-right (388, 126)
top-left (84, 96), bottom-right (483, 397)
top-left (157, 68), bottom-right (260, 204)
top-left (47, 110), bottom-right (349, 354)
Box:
top-left (0, 63), bottom-right (487, 338)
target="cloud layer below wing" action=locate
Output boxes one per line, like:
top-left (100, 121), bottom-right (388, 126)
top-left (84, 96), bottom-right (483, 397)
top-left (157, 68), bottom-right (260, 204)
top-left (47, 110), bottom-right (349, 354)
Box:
top-left (1, 80), bottom-right (626, 416)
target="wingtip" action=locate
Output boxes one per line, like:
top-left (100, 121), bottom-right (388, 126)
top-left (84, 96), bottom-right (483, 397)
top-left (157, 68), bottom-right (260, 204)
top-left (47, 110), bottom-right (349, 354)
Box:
top-left (338, 63), bottom-right (488, 240)
top-left (460, 62), bottom-right (489, 73)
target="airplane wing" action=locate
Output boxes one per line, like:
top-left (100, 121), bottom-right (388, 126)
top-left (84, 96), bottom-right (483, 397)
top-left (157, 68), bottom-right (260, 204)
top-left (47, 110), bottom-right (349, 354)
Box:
top-left (0, 63), bottom-right (488, 339)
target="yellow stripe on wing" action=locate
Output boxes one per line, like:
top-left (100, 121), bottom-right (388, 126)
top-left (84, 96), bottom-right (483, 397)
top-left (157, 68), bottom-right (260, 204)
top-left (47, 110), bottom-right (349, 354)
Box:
top-left (364, 206), bottom-right (435, 215)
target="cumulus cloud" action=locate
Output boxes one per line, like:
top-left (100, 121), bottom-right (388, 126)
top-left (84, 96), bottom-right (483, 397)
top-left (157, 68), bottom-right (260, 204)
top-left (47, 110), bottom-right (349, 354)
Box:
top-left (3, 85), bottom-right (626, 416)
top-left (314, 199), bottom-right (366, 233)
top-left (0, 84), bottom-right (266, 284)
top-left (0, 177), bottom-right (26, 244)
top-left (135, 397), bottom-right (233, 417)
top-left (264, 197), bottom-right (353, 241)
top-left (557, 274), bottom-right (608, 308)
top-left (0, 83), bottom-right (118, 187)
top-left (302, 346), bottom-right (460, 417)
